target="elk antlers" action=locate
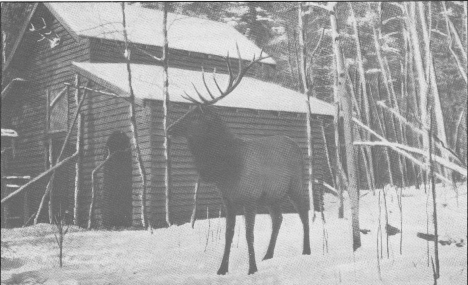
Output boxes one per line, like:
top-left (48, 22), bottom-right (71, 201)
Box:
top-left (182, 44), bottom-right (271, 105)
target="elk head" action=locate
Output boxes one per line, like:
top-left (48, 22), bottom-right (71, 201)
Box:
top-left (29, 17), bottom-right (61, 48)
top-left (167, 45), bottom-right (270, 139)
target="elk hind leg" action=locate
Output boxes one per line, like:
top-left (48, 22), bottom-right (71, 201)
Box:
top-left (244, 205), bottom-right (258, 275)
top-left (289, 183), bottom-right (311, 255)
top-left (217, 202), bottom-right (236, 275)
top-left (263, 203), bottom-right (283, 260)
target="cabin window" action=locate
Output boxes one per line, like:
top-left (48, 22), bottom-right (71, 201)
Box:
top-left (102, 131), bottom-right (133, 228)
top-left (49, 88), bottom-right (68, 132)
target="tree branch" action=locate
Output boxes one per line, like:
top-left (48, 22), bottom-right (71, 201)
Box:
top-left (1, 151), bottom-right (79, 204)
top-left (353, 118), bottom-right (453, 184)
top-left (354, 141), bottom-right (467, 176)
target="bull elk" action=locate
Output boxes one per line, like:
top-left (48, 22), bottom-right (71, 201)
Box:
top-left (167, 47), bottom-right (311, 275)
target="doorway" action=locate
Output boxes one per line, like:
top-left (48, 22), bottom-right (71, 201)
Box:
top-left (102, 131), bottom-right (132, 228)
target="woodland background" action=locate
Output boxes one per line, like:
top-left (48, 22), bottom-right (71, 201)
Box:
top-left (3, 2), bottom-right (466, 188)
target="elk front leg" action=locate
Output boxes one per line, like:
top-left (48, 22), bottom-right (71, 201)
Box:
top-left (217, 202), bottom-right (236, 275)
top-left (244, 205), bottom-right (258, 275)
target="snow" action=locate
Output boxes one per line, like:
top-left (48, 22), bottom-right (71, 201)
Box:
top-left (45, 3), bottom-right (276, 65)
top-left (2, 183), bottom-right (466, 284)
top-left (71, 62), bottom-right (335, 116)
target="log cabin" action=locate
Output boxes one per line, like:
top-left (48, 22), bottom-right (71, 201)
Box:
top-left (1, 3), bottom-right (335, 228)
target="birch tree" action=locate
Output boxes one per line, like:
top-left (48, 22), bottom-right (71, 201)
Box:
top-left (121, 3), bottom-right (148, 228)
top-left (161, 2), bottom-right (172, 227)
top-left (308, 1), bottom-right (361, 250)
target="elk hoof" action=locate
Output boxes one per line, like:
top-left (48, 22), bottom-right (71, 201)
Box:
top-left (303, 248), bottom-right (311, 255)
top-left (248, 266), bottom-right (258, 275)
top-left (217, 267), bottom-right (228, 275)
top-left (262, 253), bottom-right (273, 260)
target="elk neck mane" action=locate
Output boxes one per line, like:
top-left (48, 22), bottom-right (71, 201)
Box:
top-left (186, 107), bottom-right (242, 184)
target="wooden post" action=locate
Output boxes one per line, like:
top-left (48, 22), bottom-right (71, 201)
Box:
top-left (73, 75), bottom-right (83, 226)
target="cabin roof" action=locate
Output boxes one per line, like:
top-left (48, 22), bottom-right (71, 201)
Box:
top-left (72, 62), bottom-right (334, 116)
top-left (45, 3), bottom-right (276, 65)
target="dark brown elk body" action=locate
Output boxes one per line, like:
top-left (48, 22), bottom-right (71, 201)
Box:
top-left (167, 49), bottom-right (310, 275)
top-left (168, 106), bottom-right (311, 275)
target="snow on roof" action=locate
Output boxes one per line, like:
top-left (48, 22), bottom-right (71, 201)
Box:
top-left (1, 129), bottom-right (18, 138)
top-left (46, 3), bottom-right (276, 65)
top-left (72, 62), bottom-right (334, 116)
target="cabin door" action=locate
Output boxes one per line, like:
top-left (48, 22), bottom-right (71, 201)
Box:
top-left (102, 131), bottom-right (132, 228)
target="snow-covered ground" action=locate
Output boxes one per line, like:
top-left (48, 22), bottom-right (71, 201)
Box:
top-left (2, 183), bottom-right (466, 284)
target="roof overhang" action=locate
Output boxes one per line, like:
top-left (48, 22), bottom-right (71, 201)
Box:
top-left (71, 62), bottom-right (334, 116)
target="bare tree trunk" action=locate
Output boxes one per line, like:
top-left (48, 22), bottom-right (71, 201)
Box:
top-left (405, 27), bottom-right (423, 187)
top-left (36, 89), bottom-right (51, 224)
top-left (320, 120), bottom-right (336, 191)
top-left (349, 3), bottom-right (375, 192)
top-left (1, 30), bottom-right (6, 64)
top-left (419, 2), bottom-right (450, 180)
top-left (190, 177), bottom-right (200, 228)
top-left (330, 6), bottom-right (361, 250)
top-left (370, 81), bottom-right (395, 186)
top-left (406, 2), bottom-right (430, 154)
top-left (346, 67), bottom-right (374, 193)
top-left (429, 115), bottom-right (440, 280)
top-left (121, 3), bottom-right (147, 228)
top-left (298, 2), bottom-right (315, 218)
top-left (162, 2), bottom-right (172, 227)
top-left (443, 3), bottom-right (467, 64)
top-left (332, 55), bottom-right (344, 219)
top-left (464, 2), bottom-right (468, 57)
top-left (286, 27), bottom-right (301, 91)
top-left (73, 75), bottom-right (83, 226)
top-left (346, 66), bottom-right (374, 191)
top-left (369, 3), bottom-right (405, 187)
